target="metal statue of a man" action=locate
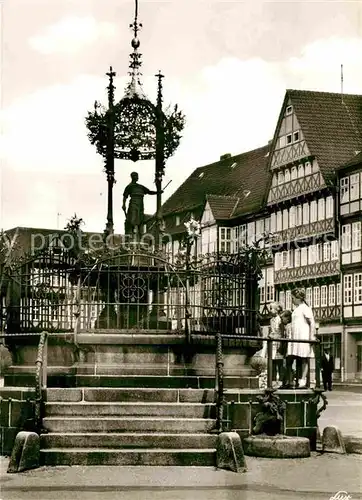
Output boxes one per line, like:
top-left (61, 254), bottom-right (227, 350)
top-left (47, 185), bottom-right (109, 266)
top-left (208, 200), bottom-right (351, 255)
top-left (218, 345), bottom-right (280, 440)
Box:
top-left (122, 172), bottom-right (158, 235)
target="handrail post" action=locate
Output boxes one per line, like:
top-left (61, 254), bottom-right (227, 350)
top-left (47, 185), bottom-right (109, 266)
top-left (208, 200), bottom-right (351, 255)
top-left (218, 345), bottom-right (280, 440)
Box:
top-left (267, 338), bottom-right (273, 388)
top-left (315, 339), bottom-right (321, 389)
top-left (42, 333), bottom-right (48, 390)
top-left (215, 330), bottom-right (224, 433)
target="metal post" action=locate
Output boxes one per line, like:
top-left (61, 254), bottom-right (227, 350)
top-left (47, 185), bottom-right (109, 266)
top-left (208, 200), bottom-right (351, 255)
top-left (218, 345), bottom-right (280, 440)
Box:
top-left (154, 71), bottom-right (165, 252)
top-left (267, 338), bottom-right (273, 388)
top-left (215, 330), bottom-right (224, 433)
top-left (42, 333), bottom-right (48, 390)
top-left (315, 340), bottom-right (321, 389)
top-left (105, 67), bottom-right (116, 236)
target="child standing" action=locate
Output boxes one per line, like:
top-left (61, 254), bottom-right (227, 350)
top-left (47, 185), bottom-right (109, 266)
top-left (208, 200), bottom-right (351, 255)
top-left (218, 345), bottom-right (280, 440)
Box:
top-left (269, 302), bottom-right (284, 386)
top-left (280, 310), bottom-right (293, 388)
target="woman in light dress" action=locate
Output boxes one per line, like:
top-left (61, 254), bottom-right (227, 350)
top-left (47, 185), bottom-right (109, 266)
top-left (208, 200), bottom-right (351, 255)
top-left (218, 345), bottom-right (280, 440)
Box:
top-left (288, 288), bottom-right (316, 388)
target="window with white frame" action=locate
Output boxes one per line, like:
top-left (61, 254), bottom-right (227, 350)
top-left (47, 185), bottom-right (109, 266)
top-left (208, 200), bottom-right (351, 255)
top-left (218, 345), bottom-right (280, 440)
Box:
top-left (354, 273), bottom-right (362, 304)
top-left (303, 202), bottom-right (309, 224)
top-left (311, 160), bottom-right (319, 174)
top-left (270, 213), bottom-right (276, 233)
top-left (276, 212), bottom-right (282, 232)
top-left (321, 285), bottom-right (327, 307)
top-left (344, 274), bottom-right (353, 304)
top-left (313, 287), bottom-right (320, 308)
top-left (219, 227), bottom-right (232, 253)
top-left (323, 242), bottom-right (331, 261)
top-left (286, 290), bottom-right (292, 309)
top-left (293, 131), bottom-right (300, 143)
top-left (247, 222), bottom-right (256, 246)
top-left (337, 283), bottom-right (341, 305)
top-left (298, 164), bottom-right (304, 178)
top-left (329, 284), bottom-right (336, 306)
top-left (326, 196), bottom-right (334, 218)
top-left (342, 225), bottom-right (351, 252)
top-left (301, 247), bottom-right (308, 266)
top-left (266, 268), bottom-right (274, 302)
top-left (316, 243), bottom-right (323, 263)
top-left (282, 209), bottom-right (289, 230)
top-left (308, 245), bottom-right (316, 265)
top-left (256, 219), bottom-right (264, 242)
top-left (340, 177), bottom-right (350, 203)
top-left (272, 174), bottom-right (277, 186)
top-left (279, 291), bottom-right (286, 309)
top-left (278, 171), bottom-right (284, 185)
top-left (176, 215), bottom-right (181, 226)
top-left (331, 240), bottom-right (339, 260)
top-left (259, 270), bottom-right (265, 304)
top-left (294, 248), bottom-right (301, 267)
top-left (284, 169), bottom-right (290, 183)
top-left (291, 166), bottom-right (297, 180)
top-left (275, 252), bottom-right (281, 271)
top-left (318, 198), bottom-right (325, 221)
top-left (296, 205), bottom-right (302, 226)
top-left (352, 222), bottom-right (361, 250)
top-left (282, 251), bottom-right (289, 268)
top-left (354, 273), bottom-right (362, 303)
top-left (350, 173), bottom-right (360, 201)
top-left (306, 287), bottom-right (312, 307)
top-left (239, 224), bottom-right (247, 247)
top-left (310, 200), bottom-right (317, 223)
top-left (304, 161), bottom-right (312, 176)
top-left (289, 206), bottom-right (296, 227)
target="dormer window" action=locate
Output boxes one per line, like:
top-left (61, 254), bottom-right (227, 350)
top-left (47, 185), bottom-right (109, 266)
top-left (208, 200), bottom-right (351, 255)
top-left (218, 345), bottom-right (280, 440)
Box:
top-left (293, 131), bottom-right (299, 142)
top-left (286, 134), bottom-right (292, 145)
top-left (286, 105), bottom-right (293, 115)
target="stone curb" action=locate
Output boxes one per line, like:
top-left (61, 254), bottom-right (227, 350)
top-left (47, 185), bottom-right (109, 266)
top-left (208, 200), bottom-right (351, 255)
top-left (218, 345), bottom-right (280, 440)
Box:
top-left (243, 435), bottom-right (310, 458)
top-left (344, 435), bottom-right (362, 455)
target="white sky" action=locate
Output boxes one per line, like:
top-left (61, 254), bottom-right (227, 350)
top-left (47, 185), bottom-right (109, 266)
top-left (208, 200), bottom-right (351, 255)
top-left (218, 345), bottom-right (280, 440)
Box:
top-left (1, 0), bottom-right (362, 232)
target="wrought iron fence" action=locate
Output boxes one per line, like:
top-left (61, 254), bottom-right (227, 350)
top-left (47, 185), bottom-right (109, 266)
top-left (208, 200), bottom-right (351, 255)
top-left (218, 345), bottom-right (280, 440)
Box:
top-left (1, 247), bottom-right (260, 337)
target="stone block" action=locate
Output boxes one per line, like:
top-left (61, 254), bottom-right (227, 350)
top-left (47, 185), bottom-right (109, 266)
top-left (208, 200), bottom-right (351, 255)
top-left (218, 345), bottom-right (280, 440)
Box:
top-left (322, 426), bottom-right (346, 454)
top-left (228, 403), bottom-right (250, 431)
top-left (0, 399), bottom-right (9, 426)
top-left (216, 432), bottom-right (247, 472)
top-left (7, 431), bottom-right (40, 473)
top-left (344, 436), bottom-right (362, 455)
top-left (285, 403), bottom-right (304, 428)
top-left (243, 435), bottom-right (310, 458)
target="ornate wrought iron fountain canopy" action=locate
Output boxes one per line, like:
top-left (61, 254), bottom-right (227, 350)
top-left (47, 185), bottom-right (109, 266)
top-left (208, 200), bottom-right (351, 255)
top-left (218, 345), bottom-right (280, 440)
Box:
top-left (85, 0), bottom-right (185, 164)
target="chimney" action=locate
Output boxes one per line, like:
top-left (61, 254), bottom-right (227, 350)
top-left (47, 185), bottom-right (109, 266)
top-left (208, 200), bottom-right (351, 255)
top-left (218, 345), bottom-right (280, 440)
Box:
top-left (220, 153), bottom-right (232, 161)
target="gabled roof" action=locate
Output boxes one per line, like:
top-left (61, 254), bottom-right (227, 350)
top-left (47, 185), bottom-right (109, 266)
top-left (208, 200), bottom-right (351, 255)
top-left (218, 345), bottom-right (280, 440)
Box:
top-left (206, 195), bottom-right (239, 220)
top-left (162, 144), bottom-right (270, 218)
top-left (270, 90), bottom-right (362, 182)
top-left (341, 150), bottom-right (362, 170)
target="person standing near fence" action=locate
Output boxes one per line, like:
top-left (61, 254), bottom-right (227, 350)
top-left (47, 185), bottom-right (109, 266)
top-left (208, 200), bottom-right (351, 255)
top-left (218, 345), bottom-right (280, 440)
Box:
top-left (321, 345), bottom-right (334, 391)
top-left (288, 288), bottom-right (316, 388)
top-left (268, 302), bottom-right (284, 387)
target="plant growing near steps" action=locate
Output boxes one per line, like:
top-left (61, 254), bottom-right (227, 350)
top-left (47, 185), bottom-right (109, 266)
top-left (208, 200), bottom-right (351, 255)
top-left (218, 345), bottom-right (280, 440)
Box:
top-left (253, 388), bottom-right (286, 436)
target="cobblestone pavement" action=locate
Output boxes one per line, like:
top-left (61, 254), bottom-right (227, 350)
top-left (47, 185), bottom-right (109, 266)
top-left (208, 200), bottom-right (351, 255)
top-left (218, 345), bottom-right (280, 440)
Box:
top-left (319, 389), bottom-right (362, 438)
top-left (1, 453), bottom-right (361, 500)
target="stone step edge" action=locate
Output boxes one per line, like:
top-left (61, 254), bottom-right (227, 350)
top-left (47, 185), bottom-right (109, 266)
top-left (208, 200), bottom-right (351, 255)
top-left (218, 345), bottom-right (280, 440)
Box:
top-left (41, 432), bottom-right (216, 436)
top-left (40, 448), bottom-right (215, 453)
top-left (43, 417), bottom-right (216, 421)
top-left (45, 402), bottom-right (215, 406)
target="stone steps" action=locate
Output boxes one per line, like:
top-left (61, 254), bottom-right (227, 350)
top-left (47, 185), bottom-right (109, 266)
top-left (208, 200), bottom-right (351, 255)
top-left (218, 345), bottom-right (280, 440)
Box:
top-left (42, 416), bottom-right (217, 433)
top-left (45, 402), bottom-right (216, 418)
top-left (40, 448), bottom-right (216, 466)
top-left (5, 370), bottom-right (257, 390)
top-left (40, 432), bottom-right (218, 449)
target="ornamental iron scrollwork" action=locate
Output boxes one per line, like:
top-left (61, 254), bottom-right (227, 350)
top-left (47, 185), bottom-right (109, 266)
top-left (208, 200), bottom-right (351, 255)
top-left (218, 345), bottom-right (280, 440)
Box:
top-left (120, 273), bottom-right (147, 302)
top-left (308, 388), bottom-right (328, 419)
